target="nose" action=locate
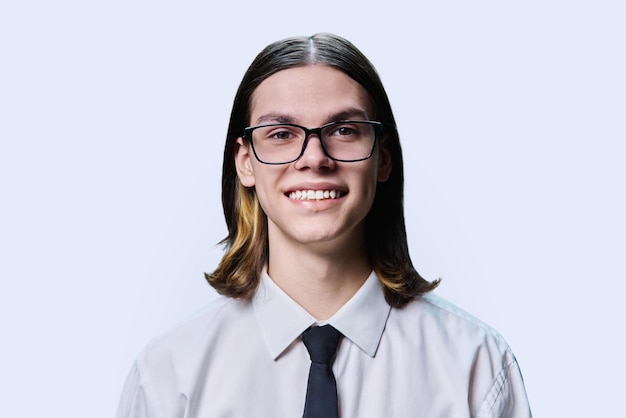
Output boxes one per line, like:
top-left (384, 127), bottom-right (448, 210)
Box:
top-left (294, 133), bottom-right (335, 170)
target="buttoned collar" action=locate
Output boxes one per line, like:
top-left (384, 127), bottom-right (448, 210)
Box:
top-left (252, 269), bottom-right (391, 360)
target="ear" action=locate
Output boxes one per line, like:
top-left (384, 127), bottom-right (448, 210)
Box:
top-left (234, 138), bottom-right (256, 187)
top-left (377, 137), bottom-right (392, 182)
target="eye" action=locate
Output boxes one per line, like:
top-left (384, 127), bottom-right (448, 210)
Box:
top-left (326, 123), bottom-right (363, 139)
top-left (336, 126), bottom-right (356, 136)
top-left (270, 130), bottom-right (294, 140)
top-left (262, 126), bottom-right (301, 142)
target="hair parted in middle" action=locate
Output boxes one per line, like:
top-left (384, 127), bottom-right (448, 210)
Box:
top-left (206, 33), bottom-right (439, 307)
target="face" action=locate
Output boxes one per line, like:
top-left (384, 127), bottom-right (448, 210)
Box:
top-left (235, 65), bottom-right (391, 252)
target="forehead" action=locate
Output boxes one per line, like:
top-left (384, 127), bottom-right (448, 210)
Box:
top-left (248, 65), bottom-right (375, 125)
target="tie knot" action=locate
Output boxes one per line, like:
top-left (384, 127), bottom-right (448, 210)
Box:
top-left (302, 325), bottom-right (342, 364)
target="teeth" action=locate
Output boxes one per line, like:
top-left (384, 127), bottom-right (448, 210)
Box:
top-left (288, 189), bottom-right (342, 200)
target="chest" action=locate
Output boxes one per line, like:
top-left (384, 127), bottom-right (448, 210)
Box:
top-left (185, 333), bottom-right (477, 418)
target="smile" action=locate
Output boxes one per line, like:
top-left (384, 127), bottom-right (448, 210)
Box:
top-left (288, 189), bottom-right (343, 201)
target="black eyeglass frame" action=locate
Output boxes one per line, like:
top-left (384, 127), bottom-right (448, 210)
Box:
top-left (242, 120), bottom-right (383, 165)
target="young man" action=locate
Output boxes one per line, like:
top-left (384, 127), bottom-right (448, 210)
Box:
top-left (118, 33), bottom-right (532, 417)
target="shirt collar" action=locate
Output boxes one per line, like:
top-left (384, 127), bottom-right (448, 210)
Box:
top-left (253, 269), bottom-right (391, 359)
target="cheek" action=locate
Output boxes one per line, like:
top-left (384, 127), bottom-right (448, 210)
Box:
top-left (250, 167), bottom-right (284, 205)
top-left (365, 159), bottom-right (382, 188)
top-left (349, 164), bottom-right (381, 207)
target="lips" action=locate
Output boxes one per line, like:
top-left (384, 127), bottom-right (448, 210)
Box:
top-left (288, 189), bottom-right (343, 200)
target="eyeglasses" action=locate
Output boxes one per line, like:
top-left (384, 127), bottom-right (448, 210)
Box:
top-left (243, 120), bottom-right (382, 165)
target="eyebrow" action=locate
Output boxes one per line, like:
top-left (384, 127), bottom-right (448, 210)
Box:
top-left (331, 108), bottom-right (371, 122)
top-left (255, 113), bottom-right (297, 125)
top-left (254, 107), bottom-right (372, 126)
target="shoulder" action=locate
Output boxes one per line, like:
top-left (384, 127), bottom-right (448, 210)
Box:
top-left (386, 292), bottom-right (518, 391)
top-left (118, 296), bottom-right (256, 417)
top-left (150, 296), bottom-right (247, 342)
top-left (135, 295), bottom-right (254, 377)
top-left (396, 292), bottom-right (512, 354)
top-left (388, 292), bottom-right (531, 417)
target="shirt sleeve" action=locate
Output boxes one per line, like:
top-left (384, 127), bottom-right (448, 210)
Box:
top-left (116, 360), bottom-right (160, 418)
top-left (476, 357), bottom-right (532, 418)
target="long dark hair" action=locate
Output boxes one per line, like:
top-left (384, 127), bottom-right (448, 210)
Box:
top-left (206, 33), bottom-right (439, 307)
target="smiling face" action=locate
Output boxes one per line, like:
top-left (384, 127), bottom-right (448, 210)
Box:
top-left (235, 65), bottom-right (391, 255)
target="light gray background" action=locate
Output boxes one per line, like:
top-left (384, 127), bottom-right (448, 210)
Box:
top-left (1, 1), bottom-right (624, 417)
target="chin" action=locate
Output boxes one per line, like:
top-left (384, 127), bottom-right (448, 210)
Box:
top-left (295, 232), bottom-right (340, 245)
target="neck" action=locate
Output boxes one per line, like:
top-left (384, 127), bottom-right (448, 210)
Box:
top-left (267, 232), bottom-right (371, 320)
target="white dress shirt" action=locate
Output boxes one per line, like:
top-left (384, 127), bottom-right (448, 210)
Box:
top-left (118, 270), bottom-right (531, 417)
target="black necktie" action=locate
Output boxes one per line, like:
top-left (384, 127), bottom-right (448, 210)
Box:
top-left (302, 325), bottom-right (342, 418)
